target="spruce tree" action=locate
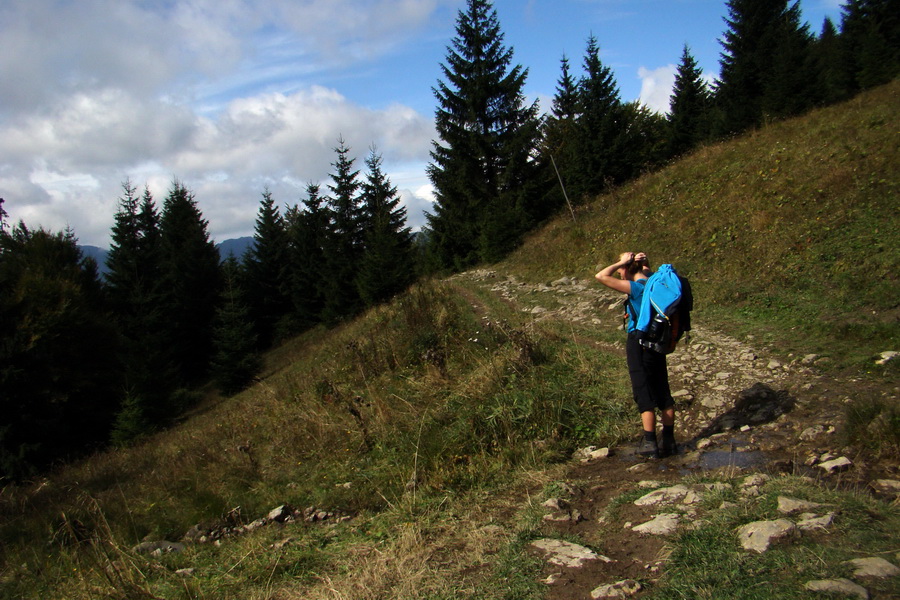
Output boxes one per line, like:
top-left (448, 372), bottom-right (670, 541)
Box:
top-left (426, 0), bottom-right (541, 269)
top-left (839, 0), bottom-right (900, 92)
top-left (357, 148), bottom-right (414, 306)
top-left (812, 17), bottom-right (849, 105)
top-left (715, 0), bottom-right (817, 136)
top-left (243, 188), bottom-right (291, 348)
top-left (537, 55), bottom-right (581, 221)
top-left (211, 256), bottom-right (260, 396)
top-left (285, 183), bottom-right (328, 329)
top-left (668, 45), bottom-right (712, 157)
top-left (158, 181), bottom-right (221, 389)
top-left (321, 138), bottom-right (364, 323)
top-left (572, 34), bottom-right (628, 198)
top-left (106, 182), bottom-right (173, 436)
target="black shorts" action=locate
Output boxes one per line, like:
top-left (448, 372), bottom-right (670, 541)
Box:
top-left (626, 334), bottom-right (675, 413)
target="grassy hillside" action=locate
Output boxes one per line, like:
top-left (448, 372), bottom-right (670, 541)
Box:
top-left (509, 80), bottom-right (898, 369)
top-left (1, 82), bottom-right (897, 600)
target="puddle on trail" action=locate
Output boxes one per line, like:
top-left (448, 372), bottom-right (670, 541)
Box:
top-left (695, 449), bottom-right (767, 470)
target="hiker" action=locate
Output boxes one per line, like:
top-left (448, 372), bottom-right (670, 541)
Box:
top-left (595, 252), bottom-right (676, 458)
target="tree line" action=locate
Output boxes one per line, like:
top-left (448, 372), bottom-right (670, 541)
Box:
top-left (0, 141), bottom-right (414, 480)
top-left (1, 0), bottom-right (896, 481)
top-left (423, 0), bottom-right (898, 270)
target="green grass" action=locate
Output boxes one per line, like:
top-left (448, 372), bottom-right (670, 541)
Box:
top-left (644, 476), bottom-right (900, 600)
top-left (2, 83), bottom-right (899, 600)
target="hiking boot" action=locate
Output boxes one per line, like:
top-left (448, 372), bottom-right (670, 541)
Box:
top-left (636, 438), bottom-right (659, 459)
top-left (660, 437), bottom-right (678, 458)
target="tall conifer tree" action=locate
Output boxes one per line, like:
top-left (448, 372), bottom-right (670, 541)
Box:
top-left (357, 148), bottom-right (414, 307)
top-left (211, 256), bottom-right (260, 396)
top-left (158, 181), bottom-right (221, 388)
top-left (537, 55), bottom-right (581, 221)
top-left (321, 138), bottom-right (364, 323)
top-left (839, 0), bottom-right (900, 92)
top-left (426, 0), bottom-right (541, 269)
top-left (244, 188), bottom-right (291, 348)
top-left (573, 34), bottom-right (627, 198)
top-left (106, 182), bottom-right (172, 436)
top-left (812, 18), bottom-right (848, 105)
top-left (285, 183), bottom-right (328, 329)
top-left (668, 45), bottom-right (712, 157)
top-left (715, 0), bottom-right (817, 135)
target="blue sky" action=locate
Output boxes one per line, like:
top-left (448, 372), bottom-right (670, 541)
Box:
top-left (0, 0), bottom-right (844, 248)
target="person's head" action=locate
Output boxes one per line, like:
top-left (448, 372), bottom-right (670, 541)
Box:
top-left (618, 252), bottom-right (643, 279)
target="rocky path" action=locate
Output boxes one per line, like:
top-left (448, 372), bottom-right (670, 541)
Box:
top-left (455, 269), bottom-right (900, 600)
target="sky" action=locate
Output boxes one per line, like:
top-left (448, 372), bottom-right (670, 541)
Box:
top-left (0, 0), bottom-right (845, 249)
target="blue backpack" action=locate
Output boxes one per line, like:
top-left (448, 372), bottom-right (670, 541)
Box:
top-left (634, 264), bottom-right (692, 354)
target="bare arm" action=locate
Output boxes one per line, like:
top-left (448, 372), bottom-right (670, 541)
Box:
top-left (595, 253), bottom-right (634, 295)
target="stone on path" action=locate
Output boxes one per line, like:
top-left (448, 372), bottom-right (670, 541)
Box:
top-left (737, 519), bottom-right (797, 553)
top-left (590, 579), bottom-right (642, 599)
top-left (818, 456), bottom-right (852, 473)
top-left (529, 538), bottom-right (613, 568)
top-left (632, 513), bottom-right (680, 536)
top-left (804, 578), bottom-right (869, 599)
top-left (634, 485), bottom-right (701, 507)
top-left (845, 557), bottom-right (900, 578)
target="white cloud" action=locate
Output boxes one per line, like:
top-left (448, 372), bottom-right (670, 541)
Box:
top-left (0, 0), bottom-right (443, 247)
top-left (0, 83), bottom-right (435, 247)
top-left (637, 65), bottom-right (677, 114)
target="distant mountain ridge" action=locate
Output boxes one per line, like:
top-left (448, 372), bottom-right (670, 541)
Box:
top-left (79, 236), bottom-right (256, 278)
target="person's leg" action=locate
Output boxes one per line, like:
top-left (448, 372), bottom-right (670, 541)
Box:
top-left (644, 350), bottom-right (677, 455)
top-left (627, 336), bottom-right (659, 457)
top-left (641, 410), bottom-right (657, 432)
top-left (660, 407), bottom-right (675, 426)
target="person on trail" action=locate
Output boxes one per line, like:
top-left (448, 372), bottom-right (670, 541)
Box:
top-left (595, 252), bottom-right (676, 458)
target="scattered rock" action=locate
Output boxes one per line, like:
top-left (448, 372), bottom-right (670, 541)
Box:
top-left (804, 578), bottom-right (869, 599)
top-left (799, 425), bottom-right (825, 441)
top-left (634, 485), bottom-right (701, 507)
top-left (637, 480), bottom-right (663, 489)
top-left (875, 351), bottom-right (897, 365)
top-left (267, 504), bottom-right (292, 522)
top-left (818, 457), bottom-right (852, 474)
top-left (777, 496), bottom-right (825, 515)
top-left (797, 512), bottom-right (835, 531)
top-left (871, 479), bottom-right (900, 498)
top-left (542, 572), bottom-right (564, 585)
top-left (530, 539), bottom-right (613, 568)
top-left (574, 446), bottom-right (611, 462)
top-left (590, 579), bottom-right (642, 599)
top-left (632, 513), bottom-right (680, 536)
top-left (737, 519), bottom-right (797, 553)
top-left (742, 473), bottom-right (769, 488)
top-left (543, 509), bottom-right (583, 523)
top-left (845, 557), bottom-right (900, 578)
top-left (132, 540), bottom-right (185, 555)
top-left (542, 498), bottom-right (569, 511)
